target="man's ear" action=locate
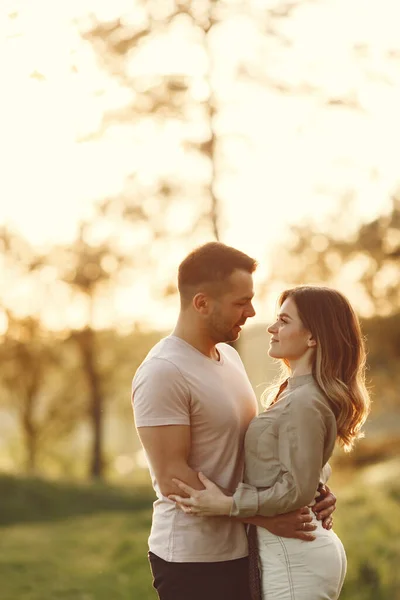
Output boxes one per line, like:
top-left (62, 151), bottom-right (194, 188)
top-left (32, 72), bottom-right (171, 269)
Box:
top-left (193, 293), bottom-right (209, 313)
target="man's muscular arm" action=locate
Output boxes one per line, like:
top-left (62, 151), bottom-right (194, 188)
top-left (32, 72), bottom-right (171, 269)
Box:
top-left (232, 482), bottom-right (336, 539)
top-left (235, 508), bottom-right (317, 541)
top-left (137, 424), bottom-right (204, 497)
top-left (238, 483), bottom-right (337, 539)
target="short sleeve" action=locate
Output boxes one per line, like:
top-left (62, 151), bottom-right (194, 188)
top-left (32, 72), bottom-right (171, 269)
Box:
top-left (132, 358), bottom-right (191, 427)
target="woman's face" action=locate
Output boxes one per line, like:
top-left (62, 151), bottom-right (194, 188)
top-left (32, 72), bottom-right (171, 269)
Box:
top-left (267, 297), bottom-right (314, 363)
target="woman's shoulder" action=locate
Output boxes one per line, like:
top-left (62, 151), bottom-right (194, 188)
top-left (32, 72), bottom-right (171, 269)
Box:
top-left (289, 379), bottom-right (335, 418)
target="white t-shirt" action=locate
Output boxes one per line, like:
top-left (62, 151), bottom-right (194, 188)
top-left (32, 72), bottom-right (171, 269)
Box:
top-left (132, 335), bottom-right (258, 562)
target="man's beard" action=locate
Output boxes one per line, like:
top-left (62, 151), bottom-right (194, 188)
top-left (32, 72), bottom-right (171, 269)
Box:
top-left (209, 320), bottom-right (240, 344)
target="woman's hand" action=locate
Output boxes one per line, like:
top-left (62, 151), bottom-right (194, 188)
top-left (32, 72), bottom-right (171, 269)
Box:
top-left (168, 472), bottom-right (233, 516)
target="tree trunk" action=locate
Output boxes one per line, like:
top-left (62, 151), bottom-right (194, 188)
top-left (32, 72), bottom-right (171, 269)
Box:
top-left (22, 378), bottom-right (39, 474)
top-left (209, 120), bottom-right (221, 242)
top-left (22, 400), bottom-right (37, 474)
top-left (77, 327), bottom-right (104, 479)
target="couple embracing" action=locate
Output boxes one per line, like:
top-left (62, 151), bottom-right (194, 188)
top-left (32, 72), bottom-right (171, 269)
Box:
top-left (132, 242), bottom-right (370, 600)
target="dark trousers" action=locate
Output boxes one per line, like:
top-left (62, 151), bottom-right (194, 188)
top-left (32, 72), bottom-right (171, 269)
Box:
top-left (148, 551), bottom-right (252, 600)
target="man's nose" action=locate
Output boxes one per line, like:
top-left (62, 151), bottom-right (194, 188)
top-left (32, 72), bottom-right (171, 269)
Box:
top-left (246, 303), bottom-right (256, 318)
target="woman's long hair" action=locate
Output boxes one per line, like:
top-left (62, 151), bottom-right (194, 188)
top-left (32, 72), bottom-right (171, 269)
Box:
top-left (264, 286), bottom-right (371, 452)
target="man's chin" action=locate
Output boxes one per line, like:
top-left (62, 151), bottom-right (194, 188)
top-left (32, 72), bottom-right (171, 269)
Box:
top-left (226, 330), bottom-right (240, 343)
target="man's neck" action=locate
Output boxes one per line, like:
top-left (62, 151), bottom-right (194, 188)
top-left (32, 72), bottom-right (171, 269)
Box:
top-left (173, 318), bottom-right (219, 360)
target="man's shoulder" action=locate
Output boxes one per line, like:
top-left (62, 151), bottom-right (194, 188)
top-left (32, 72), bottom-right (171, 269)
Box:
top-left (218, 342), bottom-right (244, 367)
top-left (132, 338), bottom-right (191, 409)
top-left (133, 337), bottom-right (188, 380)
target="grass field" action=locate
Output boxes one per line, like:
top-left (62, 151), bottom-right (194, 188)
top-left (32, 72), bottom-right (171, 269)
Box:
top-left (0, 475), bottom-right (156, 600)
top-left (1, 463), bottom-right (400, 599)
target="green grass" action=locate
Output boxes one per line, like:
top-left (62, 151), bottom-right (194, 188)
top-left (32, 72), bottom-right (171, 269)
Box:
top-left (1, 465), bottom-right (400, 599)
top-left (0, 475), bottom-right (156, 600)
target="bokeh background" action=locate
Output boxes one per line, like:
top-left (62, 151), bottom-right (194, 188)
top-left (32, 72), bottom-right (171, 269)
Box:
top-left (1, 1), bottom-right (400, 598)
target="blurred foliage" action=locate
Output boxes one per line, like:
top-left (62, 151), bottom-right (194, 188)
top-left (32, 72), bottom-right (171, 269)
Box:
top-left (0, 326), bottom-right (161, 477)
top-left (0, 312), bottom-right (83, 473)
top-left (0, 200), bottom-right (400, 477)
top-left (81, 0), bottom-right (323, 244)
top-left (1, 4), bottom-right (399, 596)
top-left (331, 459), bottom-right (400, 600)
top-left (0, 212), bottom-right (172, 479)
top-left (265, 194), bottom-right (400, 464)
top-left (268, 194), bottom-right (400, 316)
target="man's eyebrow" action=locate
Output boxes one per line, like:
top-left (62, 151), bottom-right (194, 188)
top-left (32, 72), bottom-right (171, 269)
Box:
top-left (237, 294), bottom-right (254, 301)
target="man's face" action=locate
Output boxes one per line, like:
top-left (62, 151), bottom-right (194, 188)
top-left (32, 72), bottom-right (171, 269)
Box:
top-left (207, 269), bottom-right (256, 343)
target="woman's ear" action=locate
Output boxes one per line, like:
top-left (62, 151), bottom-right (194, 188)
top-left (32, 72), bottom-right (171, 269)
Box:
top-left (308, 336), bottom-right (317, 348)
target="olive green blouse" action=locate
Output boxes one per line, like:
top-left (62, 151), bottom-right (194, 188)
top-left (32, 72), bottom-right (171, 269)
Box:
top-left (230, 374), bottom-right (337, 517)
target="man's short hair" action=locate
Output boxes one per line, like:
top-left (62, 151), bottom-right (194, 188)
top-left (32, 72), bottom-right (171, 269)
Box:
top-left (178, 242), bottom-right (257, 304)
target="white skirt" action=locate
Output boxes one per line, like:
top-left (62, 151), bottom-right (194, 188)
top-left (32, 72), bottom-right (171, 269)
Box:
top-left (256, 517), bottom-right (347, 600)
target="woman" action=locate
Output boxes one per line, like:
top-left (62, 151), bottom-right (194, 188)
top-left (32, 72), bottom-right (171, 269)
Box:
top-left (169, 286), bottom-right (371, 600)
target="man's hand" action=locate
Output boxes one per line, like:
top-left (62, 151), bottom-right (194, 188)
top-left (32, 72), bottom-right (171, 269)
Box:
top-left (312, 484), bottom-right (336, 530)
top-left (242, 507), bottom-right (317, 541)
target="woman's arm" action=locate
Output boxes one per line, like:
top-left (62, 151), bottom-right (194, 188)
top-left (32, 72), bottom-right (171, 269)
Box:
top-left (170, 395), bottom-right (335, 518)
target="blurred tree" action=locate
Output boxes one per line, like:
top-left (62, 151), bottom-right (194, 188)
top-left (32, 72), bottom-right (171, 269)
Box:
top-left (79, 0), bottom-right (372, 248)
top-left (0, 311), bottom-right (81, 473)
top-left (0, 199), bottom-right (181, 479)
top-left (266, 193), bottom-right (400, 429)
top-left (80, 0), bottom-right (311, 243)
top-left (267, 194), bottom-right (400, 316)
top-left (0, 221), bottom-right (133, 479)
top-left (0, 227), bottom-right (84, 473)
top-left (49, 220), bottom-right (130, 479)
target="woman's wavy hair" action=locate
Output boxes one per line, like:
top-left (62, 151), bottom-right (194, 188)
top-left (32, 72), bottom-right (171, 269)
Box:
top-left (264, 286), bottom-right (371, 452)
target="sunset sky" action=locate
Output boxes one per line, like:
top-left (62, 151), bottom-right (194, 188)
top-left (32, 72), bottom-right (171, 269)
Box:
top-left (1, 0), bottom-right (400, 329)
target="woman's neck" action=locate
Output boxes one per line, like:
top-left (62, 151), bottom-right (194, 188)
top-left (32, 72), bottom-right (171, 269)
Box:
top-left (288, 360), bottom-right (313, 378)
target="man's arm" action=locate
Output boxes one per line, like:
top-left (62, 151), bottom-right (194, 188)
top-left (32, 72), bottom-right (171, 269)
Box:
top-left (238, 485), bottom-right (336, 538)
top-left (137, 424), bottom-right (205, 497)
top-left (235, 483), bottom-right (336, 539)
top-left (239, 508), bottom-right (318, 541)
top-left (170, 472), bottom-right (337, 536)
top-left (138, 424), bottom-right (325, 539)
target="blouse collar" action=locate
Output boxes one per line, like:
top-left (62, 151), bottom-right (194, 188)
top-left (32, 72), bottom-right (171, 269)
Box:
top-left (287, 373), bottom-right (315, 390)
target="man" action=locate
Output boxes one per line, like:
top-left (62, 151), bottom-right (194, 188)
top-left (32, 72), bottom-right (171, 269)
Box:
top-left (132, 242), bottom-right (336, 600)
